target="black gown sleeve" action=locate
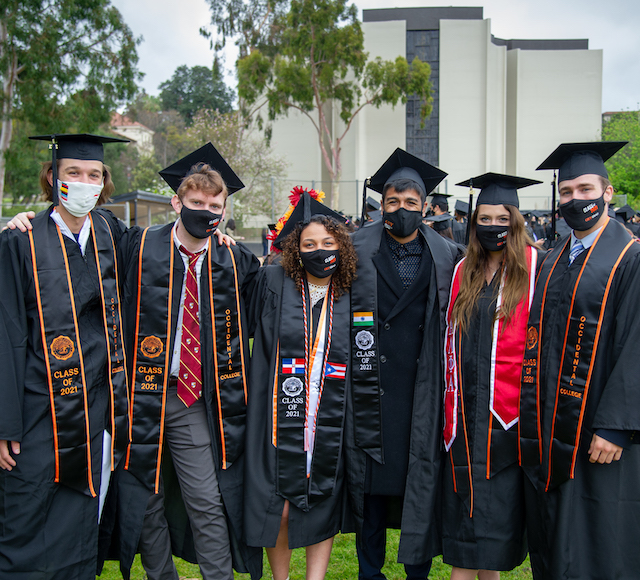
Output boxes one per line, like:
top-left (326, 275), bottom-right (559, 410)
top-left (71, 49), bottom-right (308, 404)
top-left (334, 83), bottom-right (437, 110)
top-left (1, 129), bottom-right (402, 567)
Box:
top-left (118, 227), bottom-right (144, 376)
top-left (591, 250), bottom-right (640, 435)
top-left (232, 242), bottom-right (260, 311)
top-left (0, 231), bottom-right (29, 441)
top-left (246, 266), bottom-right (273, 337)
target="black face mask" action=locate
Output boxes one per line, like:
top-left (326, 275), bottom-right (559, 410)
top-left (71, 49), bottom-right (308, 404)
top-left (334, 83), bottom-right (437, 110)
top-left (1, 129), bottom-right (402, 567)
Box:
top-left (475, 224), bottom-right (509, 252)
top-left (180, 206), bottom-right (222, 239)
top-left (300, 249), bottom-right (339, 279)
top-left (559, 194), bottom-right (605, 231)
top-left (383, 208), bottom-right (423, 238)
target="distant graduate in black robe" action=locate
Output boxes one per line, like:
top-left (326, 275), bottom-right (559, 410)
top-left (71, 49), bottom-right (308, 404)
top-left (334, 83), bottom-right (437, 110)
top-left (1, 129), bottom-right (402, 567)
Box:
top-left (0, 133), bottom-right (129, 580)
top-left (520, 142), bottom-right (640, 580)
top-left (443, 173), bottom-right (541, 573)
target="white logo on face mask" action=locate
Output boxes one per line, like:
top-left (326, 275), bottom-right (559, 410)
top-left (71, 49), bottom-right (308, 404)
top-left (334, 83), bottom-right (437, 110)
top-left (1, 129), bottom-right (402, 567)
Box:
top-left (58, 179), bottom-right (102, 217)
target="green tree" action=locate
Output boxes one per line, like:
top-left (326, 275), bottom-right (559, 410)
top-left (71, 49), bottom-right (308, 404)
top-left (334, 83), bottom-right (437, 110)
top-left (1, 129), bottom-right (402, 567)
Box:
top-left (237, 0), bottom-right (433, 209)
top-left (0, 0), bottom-right (141, 215)
top-left (159, 63), bottom-right (235, 125)
top-left (201, 0), bottom-right (289, 58)
top-left (130, 153), bottom-right (163, 193)
top-left (185, 109), bottom-right (288, 222)
top-left (602, 111), bottom-right (640, 204)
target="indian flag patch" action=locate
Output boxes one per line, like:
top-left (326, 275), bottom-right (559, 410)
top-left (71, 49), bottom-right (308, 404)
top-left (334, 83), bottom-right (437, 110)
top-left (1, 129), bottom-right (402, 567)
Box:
top-left (353, 311), bottom-right (374, 326)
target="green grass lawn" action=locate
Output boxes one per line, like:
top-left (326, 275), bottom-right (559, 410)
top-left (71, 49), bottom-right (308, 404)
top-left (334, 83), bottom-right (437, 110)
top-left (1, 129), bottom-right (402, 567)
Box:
top-left (98, 530), bottom-right (533, 579)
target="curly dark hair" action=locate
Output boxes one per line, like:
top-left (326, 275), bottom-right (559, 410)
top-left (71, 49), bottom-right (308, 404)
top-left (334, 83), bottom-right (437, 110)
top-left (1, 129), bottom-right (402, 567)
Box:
top-left (280, 215), bottom-right (357, 298)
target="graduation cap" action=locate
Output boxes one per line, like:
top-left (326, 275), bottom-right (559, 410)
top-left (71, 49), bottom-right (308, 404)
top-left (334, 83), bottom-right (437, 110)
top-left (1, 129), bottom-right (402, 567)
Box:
top-left (536, 141), bottom-right (627, 182)
top-left (29, 133), bottom-right (129, 205)
top-left (455, 199), bottom-right (469, 215)
top-left (425, 213), bottom-right (453, 232)
top-left (366, 196), bottom-right (381, 211)
top-left (456, 173), bottom-right (542, 209)
top-left (159, 142), bottom-right (244, 194)
top-left (615, 204), bottom-right (636, 222)
top-left (430, 192), bottom-right (452, 209)
top-left (367, 148), bottom-right (447, 198)
top-left (271, 191), bottom-right (349, 250)
top-left (363, 148), bottom-right (447, 225)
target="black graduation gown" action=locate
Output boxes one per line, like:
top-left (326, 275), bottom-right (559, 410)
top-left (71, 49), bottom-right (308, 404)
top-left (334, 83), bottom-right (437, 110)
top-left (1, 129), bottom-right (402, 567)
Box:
top-left (101, 223), bottom-right (262, 579)
top-left (442, 275), bottom-right (527, 571)
top-left (0, 207), bottom-right (125, 580)
top-left (452, 218), bottom-right (467, 246)
top-left (345, 221), bottom-right (461, 566)
top-left (523, 222), bottom-right (640, 580)
top-left (244, 266), bottom-right (350, 549)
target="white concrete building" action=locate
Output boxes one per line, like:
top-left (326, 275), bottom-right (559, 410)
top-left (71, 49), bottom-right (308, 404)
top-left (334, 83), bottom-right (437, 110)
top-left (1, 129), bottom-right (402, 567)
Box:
top-left (111, 113), bottom-right (155, 156)
top-left (268, 6), bottom-right (603, 214)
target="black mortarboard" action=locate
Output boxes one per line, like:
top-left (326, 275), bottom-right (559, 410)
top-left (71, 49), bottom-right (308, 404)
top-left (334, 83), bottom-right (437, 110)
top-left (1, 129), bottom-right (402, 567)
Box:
top-left (456, 173), bottom-right (541, 209)
top-left (536, 141), bottom-right (627, 182)
top-left (368, 148), bottom-right (447, 199)
top-left (30, 133), bottom-right (129, 205)
top-left (430, 193), bottom-right (452, 208)
top-left (455, 199), bottom-right (469, 215)
top-left (615, 204), bottom-right (636, 222)
top-left (30, 133), bottom-right (128, 162)
top-left (272, 191), bottom-right (349, 250)
top-left (159, 142), bottom-right (244, 194)
top-left (366, 196), bottom-right (381, 211)
top-left (425, 213), bottom-right (453, 232)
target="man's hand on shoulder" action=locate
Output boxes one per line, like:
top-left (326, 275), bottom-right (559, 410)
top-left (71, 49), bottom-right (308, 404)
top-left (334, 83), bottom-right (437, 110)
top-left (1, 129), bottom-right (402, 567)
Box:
top-left (214, 229), bottom-right (236, 247)
top-left (0, 440), bottom-right (20, 470)
top-left (2, 211), bottom-right (35, 233)
top-left (588, 433), bottom-right (623, 464)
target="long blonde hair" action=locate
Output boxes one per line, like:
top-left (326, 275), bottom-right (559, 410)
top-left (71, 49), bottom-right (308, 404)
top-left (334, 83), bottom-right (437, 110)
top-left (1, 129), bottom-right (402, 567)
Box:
top-left (451, 205), bottom-right (534, 333)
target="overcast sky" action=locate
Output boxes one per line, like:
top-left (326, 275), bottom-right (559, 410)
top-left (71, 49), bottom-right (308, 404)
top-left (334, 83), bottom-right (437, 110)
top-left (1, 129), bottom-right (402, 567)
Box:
top-left (111, 0), bottom-right (640, 112)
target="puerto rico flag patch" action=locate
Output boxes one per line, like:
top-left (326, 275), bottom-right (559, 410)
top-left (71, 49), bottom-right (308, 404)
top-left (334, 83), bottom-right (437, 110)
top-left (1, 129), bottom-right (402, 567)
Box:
top-left (282, 358), bottom-right (305, 374)
top-left (353, 311), bottom-right (374, 326)
top-left (325, 362), bottom-right (347, 379)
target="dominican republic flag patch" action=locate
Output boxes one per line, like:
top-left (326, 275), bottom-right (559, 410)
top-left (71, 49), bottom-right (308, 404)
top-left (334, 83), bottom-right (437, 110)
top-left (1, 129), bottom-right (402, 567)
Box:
top-left (353, 311), bottom-right (374, 326)
top-left (282, 358), bottom-right (305, 374)
top-left (325, 362), bottom-right (347, 379)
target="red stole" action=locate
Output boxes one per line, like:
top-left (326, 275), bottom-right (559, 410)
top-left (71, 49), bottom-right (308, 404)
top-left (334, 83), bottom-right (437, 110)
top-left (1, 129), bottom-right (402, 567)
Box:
top-left (444, 246), bottom-right (536, 451)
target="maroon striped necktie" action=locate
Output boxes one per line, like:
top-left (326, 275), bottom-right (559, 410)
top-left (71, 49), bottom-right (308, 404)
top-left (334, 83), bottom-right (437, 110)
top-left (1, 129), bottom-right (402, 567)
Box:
top-left (178, 245), bottom-right (205, 407)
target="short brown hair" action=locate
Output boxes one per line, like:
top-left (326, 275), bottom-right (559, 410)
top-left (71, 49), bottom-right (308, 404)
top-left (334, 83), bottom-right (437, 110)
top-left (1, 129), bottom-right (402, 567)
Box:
top-left (600, 176), bottom-right (612, 191)
top-left (39, 161), bottom-right (116, 205)
top-left (177, 163), bottom-right (228, 201)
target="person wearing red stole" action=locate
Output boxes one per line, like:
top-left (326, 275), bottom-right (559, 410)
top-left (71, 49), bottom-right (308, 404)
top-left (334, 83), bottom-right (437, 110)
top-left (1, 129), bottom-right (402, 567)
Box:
top-left (442, 173), bottom-right (542, 580)
top-left (520, 142), bottom-right (640, 580)
top-left (0, 133), bottom-right (130, 579)
top-left (244, 190), bottom-right (357, 580)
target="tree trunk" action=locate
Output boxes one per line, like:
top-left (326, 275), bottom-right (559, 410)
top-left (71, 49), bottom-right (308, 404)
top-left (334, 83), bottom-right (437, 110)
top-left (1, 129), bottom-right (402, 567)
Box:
top-left (0, 97), bottom-right (13, 218)
top-left (331, 172), bottom-right (341, 211)
top-left (0, 24), bottom-right (18, 218)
